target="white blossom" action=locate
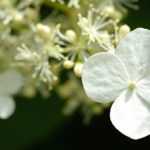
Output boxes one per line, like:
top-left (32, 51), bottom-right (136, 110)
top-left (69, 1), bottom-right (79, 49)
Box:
top-left (0, 70), bottom-right (24, 119)
top-left (82, 28), bottom-right (150, 140)
top-left (78, 10), bottom-right (111, 45)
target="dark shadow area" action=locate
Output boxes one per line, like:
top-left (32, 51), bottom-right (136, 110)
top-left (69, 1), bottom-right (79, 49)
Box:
top-left (27, 109), bottom-right (150, 150)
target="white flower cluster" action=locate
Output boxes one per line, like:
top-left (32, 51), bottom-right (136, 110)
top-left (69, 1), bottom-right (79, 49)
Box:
top-left (1, 0), bottom-right (145, 137)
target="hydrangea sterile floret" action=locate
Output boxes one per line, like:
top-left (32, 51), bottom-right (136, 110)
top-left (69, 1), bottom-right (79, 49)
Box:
top-left (82, 28), bottom-right (150, 140)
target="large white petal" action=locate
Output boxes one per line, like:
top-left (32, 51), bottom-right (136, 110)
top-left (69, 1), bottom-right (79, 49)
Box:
top-left (0, 70), bottom-right (24, 95)
top-left (82, 52), bottom-right (129, 103)
top-left (0, 95), bottom-right (15, 119)
top-left (110, 90), bottom-right (150, 140)
top-left (137, 74), bottom-right (150, 103)
top-left (116, 28), bottom-right (150, 80)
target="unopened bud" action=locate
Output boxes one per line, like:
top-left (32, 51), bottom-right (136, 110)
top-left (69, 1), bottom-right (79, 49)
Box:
top-left (36, 23), bottom-right (50, 39)
top-left (74, 62), bottom-right (83, 77)
top-left (119, 25), bottom-right (130, 39)
top-left (65, 30), bottom-right (76, 43)
top-left (63, 60), bottom-right (74, 69)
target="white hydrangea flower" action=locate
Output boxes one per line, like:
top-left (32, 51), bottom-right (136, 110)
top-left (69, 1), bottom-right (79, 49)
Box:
top-left (0, 70), bottom-right (23, 119)
top-left (82, 28), bottom-right (150, 140)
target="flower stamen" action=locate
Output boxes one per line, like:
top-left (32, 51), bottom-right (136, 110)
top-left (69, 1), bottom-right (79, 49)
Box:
top-left (128, 80), bottom-right (136, 91)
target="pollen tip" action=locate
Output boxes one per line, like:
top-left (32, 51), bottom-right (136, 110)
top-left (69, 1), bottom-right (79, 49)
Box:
top-left (128, 80), bottom-right (136, 91)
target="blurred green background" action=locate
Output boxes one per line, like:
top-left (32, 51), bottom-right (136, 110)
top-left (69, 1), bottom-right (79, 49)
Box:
top-left (0, 0), bottom-right (150, 149)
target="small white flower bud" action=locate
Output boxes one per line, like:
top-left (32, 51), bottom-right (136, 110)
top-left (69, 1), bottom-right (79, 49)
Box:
top-left (74, 62), bottom-right (83, 77)
top-left (119, 25), bottom-right (131, 39)
top-left (65, 30), bottom-right (76, 43)
top-left (63, 60), bottom-right (74, 69)
top-left (36, 23), bottom-right (51, 39)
